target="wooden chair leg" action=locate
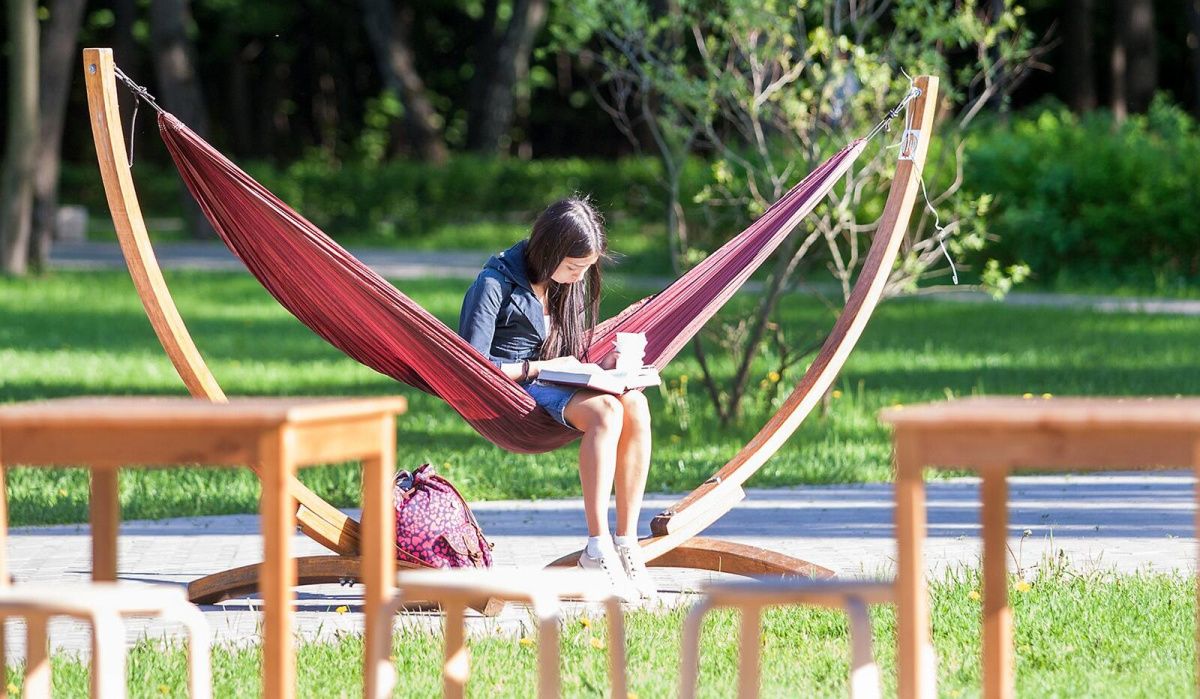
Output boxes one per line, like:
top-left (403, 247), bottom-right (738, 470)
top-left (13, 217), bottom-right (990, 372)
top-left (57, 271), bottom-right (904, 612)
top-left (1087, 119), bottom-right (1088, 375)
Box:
top-left (845, 596), bottom-right (881, 699)
top-left (981, 470), bottom-right (1013, 699)
top-left (89, 469), bottom-right (120, 583)
top-left (259, 430), bottom-right (297, 699)
top-left (678, 599), bottom-right (711, 699)
top-left (605, 598), bottom-right (628, 699)
top-left (737, 605), bottom-right (762, 699)
top-left (443, 602), bottom-right (467, 699)
top-left (91, 611), bottom-right (126, 699)
top-left (369, 597), bottom-right (398, 699)
top-left (361, 440), bottom-right (395, 699)
top-left (24, 614), bottom-right (50, 699)
top-left (0, 615), bottom-right (7, 699)
top-left (529, 594), bottom-right (561, 699)
top-left (175, 605), bottom-right (213, 699)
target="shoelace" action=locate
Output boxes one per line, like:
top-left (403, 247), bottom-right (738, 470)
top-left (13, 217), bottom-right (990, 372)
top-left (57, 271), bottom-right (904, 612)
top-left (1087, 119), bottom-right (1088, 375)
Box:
top-left (618, 547), bottom-right (652, 582)
top-left (593, 553), bottom-right (627, 585)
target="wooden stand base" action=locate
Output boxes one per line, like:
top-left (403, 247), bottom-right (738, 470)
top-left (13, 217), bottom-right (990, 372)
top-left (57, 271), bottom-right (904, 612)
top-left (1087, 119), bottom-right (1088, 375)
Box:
top-left (546, 536), bottom-right (836, 579)
top-left (187, 537), bottom-right (831, 614)
top-left (188, 555), bottom-right (504, 615)
top-left (188, 555), bottom-right (367, 604)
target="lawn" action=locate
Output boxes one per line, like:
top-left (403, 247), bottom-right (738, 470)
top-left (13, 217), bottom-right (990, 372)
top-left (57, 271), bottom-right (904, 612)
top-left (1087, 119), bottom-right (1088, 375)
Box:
top-left (1, 269), bottom-right (1199, 527)
top-left (8, 567), bottom-right (1192, 697)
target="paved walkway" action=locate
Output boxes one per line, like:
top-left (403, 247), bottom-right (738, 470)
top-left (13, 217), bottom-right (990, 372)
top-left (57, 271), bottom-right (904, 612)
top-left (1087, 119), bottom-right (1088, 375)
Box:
top-left (51, 240), bottom-right (1200, 315)
top-left (4, 471), bottom-right (1194, 662)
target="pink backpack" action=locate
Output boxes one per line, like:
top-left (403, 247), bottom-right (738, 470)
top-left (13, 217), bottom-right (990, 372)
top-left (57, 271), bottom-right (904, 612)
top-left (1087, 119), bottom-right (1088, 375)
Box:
top-left (393, 464), bottom-right (494, 568)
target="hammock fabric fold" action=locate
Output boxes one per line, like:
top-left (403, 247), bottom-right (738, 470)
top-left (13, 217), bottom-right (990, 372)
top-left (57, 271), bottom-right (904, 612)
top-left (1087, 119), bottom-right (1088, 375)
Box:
top-left (158, 113), bottom-right (864, 453)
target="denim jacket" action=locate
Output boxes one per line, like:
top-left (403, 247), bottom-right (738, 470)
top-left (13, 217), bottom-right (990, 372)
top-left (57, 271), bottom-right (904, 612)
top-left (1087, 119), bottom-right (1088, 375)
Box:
top-left (459, 239), bottom-right (547, 368)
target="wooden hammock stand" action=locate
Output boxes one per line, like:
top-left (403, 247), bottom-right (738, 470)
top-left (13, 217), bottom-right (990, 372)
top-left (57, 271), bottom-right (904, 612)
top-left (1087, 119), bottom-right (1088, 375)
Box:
top-left (83, 47), bottom-right (937, 606)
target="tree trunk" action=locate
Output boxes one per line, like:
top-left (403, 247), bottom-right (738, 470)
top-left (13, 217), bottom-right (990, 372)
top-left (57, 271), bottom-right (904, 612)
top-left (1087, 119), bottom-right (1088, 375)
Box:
top-left (1063, 0), bottom-right (1096, 111)
top-left (1124, 0), bottom-right (1157, 112)
top-left (30, 0), bottom-right (89, 271)
top-left (466, 0), bottom-right (548, 153)
top-left (113, 0), bottom-right (142, 121)
top-left (150, 0), bottom-right (215, 239)
top-left (0, 0), bottom-right (39, 277)
top-left (360, 0), bottom-right (448, 163)
top-left (1110, 3), bottom-right (1128, 122)
top-left (1191, 1), bottom-right (1200, 117)
top-left (1112, 0), bottom-right (1157, 120)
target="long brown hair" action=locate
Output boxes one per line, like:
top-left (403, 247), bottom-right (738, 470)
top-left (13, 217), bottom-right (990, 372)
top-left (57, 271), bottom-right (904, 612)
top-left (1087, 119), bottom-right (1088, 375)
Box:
top-left (524, 197), bottom-right (610, 361)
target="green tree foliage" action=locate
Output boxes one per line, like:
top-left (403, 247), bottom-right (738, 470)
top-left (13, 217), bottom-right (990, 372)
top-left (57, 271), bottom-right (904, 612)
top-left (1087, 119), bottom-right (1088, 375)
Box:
top-left (967, 96), bottom-right (1200, 289)
top-left (553, 0), bottom-right (1037, 422)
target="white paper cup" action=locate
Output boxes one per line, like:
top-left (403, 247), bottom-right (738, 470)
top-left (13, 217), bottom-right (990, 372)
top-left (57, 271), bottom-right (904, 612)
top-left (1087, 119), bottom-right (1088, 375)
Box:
top-left (614, 333), bottom-right (646, 371)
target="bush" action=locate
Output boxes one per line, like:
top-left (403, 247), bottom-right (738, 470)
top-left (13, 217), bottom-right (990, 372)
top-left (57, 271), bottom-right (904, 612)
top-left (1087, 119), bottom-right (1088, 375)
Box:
top-left (964, 97), bottom-right (1200, 288)
top-left (61, 98), bottom-right (1200, 292)
top-left (61, 152), bottom-right (711, 243)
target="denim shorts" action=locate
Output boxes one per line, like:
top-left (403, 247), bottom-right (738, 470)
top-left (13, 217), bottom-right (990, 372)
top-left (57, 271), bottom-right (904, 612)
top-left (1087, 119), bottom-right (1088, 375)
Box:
top-left (522, 379), bottom-right (581, 429)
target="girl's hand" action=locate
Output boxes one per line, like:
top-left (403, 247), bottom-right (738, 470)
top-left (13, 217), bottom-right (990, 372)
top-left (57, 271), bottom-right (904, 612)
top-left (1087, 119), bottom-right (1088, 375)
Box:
top-left (533, 356), bottom-right (583, 377)
top-left (542, 355), bottom-right (583, 369)
top-left (597, 353), bottom-right (619, 370)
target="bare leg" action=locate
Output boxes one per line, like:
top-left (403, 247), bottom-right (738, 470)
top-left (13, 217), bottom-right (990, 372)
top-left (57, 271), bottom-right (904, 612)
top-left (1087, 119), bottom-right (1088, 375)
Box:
top-left (614, 391), bottom-right (652, 537)
top-left (563, 391), bottom-right (625, 536)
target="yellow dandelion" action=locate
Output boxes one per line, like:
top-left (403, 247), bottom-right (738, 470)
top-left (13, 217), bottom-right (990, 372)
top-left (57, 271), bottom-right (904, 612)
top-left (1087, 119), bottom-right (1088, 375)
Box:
top-left (768, 371), bottom-right (781, 383)
top-left (579, 617), bottom-right (592, 629)
top-left (335, 605), bottom-right (349, 614)
top-left (680, 374), bottom-right (689, 383)
top-left (442, 462), bottom-right (452, 469)
top-left (967, 590), bottom-right (981, 601)
top-left (59, 488), bottom-right (68, 497)
top-left (1022, 393), bottom-right (1033, 399)
top-left (519, 637), bottom-right (535, 647)
top-left (891, 404), bottom-right (904, 411)
top-left (1015, 581), bottom-right (1032, 593)
top-left (831, 390), bottom-right (843, 399)
top-left (589, 636), bottom-right (605, 650)
top-left (8, 683), bottom-right (19, 695)
top-left (1041, 393), bottom-right (1053, 399)
top-left (158, 684), bottom-right (170, 694)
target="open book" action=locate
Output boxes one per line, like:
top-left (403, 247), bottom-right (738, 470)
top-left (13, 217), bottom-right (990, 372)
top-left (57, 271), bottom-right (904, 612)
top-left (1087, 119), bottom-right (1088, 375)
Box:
top-left (537, 364), bottom-right (661, 396)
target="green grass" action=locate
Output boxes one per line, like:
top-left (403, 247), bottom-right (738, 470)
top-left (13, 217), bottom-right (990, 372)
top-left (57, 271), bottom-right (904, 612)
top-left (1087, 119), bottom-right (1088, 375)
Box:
top-left (2, 270), bottom-right (1199, 527)
top-left (7, 567), bottom-right (1192, 697)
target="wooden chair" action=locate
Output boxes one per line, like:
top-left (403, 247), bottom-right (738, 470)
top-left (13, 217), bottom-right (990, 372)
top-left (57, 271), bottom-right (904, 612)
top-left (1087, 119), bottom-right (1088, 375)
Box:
top-left (678, 580), bottom-right (893, 699)
top-left (83, 46), bottom-right (941, 603)
top-left (0, 583), bottom-right (211, 699)
top-left (369, 569), bottom-right (627, 699)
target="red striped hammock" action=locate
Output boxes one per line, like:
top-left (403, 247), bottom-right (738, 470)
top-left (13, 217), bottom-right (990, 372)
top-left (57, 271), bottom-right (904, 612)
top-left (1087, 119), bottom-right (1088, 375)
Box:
top-left (158, 113), bottom-right (864, 453)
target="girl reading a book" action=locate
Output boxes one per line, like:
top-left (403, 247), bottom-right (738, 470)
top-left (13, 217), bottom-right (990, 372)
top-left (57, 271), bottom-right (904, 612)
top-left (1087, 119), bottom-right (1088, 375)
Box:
top-left (458, 197), bottom-right (656, 603)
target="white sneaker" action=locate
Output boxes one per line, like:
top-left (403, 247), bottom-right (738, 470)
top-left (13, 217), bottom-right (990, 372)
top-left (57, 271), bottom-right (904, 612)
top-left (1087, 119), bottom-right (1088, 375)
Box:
top-left (614, 541), bottom-right (660, 602)
top-left (578, 550), bottom-right (640, 604)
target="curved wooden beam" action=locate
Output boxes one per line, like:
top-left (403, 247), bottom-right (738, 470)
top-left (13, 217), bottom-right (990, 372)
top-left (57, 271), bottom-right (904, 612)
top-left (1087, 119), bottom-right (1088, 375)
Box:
top-left (546, 537), bottom-right (834, 579)
top-left (650, 76), bottom-right (940, 542)
top-left (82, 48), bottom-right (226, 402)
top-left (82, 48), bottom-right (362, 558)
top-left (188, 555), bottom-right (369, 604)
top-left (188, 555), bottom-right (505, 616)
